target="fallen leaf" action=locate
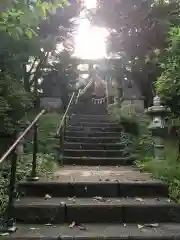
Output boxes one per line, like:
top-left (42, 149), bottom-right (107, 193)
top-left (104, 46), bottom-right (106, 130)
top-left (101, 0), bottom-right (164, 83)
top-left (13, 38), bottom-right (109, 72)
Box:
top-left (93, 196), bottom-right (105, 202)
top-left (45, 223), bottom-right (52, 226)
top-left (68, 197), bottom-right (76, 203)
top-left (135, 198), bottom-right (144, 202)
top-left (144, 223), bottom-right (159, 228)
top-left (69, 221), bottom-right (76, 228)
top-left (137, 224), bottom-right (144, 229)
top-left (77, 225), bottom-right (87, 230)
top-left (44, 194), bottom-right (51, 200)
top-left (0, 233), bottom-right (10, 236)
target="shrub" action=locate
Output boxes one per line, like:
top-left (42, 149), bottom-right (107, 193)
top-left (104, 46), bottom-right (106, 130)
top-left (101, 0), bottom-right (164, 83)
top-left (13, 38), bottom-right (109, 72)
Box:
top-left (0, 112), bottom-right (61, 216)
top-left (24, 112), bottom-right (61, 154)
top-left (108, 104), bottom-right (153, 156)
top-left (109, 104), bottom-right (141, 136)
top-left (136, 140), bottom-right (180, 202)
top-left (0, 153), bottom-right (57, 215)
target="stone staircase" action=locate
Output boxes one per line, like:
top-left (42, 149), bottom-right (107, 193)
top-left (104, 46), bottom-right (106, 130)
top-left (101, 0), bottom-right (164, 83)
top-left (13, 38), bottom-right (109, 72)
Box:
top-left (10, 113), bottom-right (180, 239)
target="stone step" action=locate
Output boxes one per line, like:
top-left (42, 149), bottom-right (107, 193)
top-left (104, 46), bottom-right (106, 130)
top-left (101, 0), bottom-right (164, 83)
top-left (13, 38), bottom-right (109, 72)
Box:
top-left (64, 149), bottom-right (126, 158)
top-left (18, 166), bottom-right (168, 198)
top-left (72, 114), bottom-right (111, 119)
top-left (14, 197), bottom-right (180, 224)
top-left (64, 142), bottom-right (125, 150)
top-left (67, 126), bottom-right (122, 132)
top-left (18, 181), bottom-right (168, 198)
top-left (71, 117), bottom-right (117, 123)
top-left (65, 136), bottom-right (121, 143)
top-left (10, 223), bottom-right (180, 239)
top-left (63, 156), bottom-right (134, 166)
top-left (69, 122), bottom-right (120, 128)
top-left (65, 131), bottom-right (120, 138)
top-left (72, 113), bottom-right (111, 118)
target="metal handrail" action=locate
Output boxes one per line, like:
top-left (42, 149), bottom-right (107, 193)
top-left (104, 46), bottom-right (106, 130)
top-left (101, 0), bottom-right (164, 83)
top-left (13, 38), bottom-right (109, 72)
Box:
top-left (56, 92), bottom-right (75, 136)
top-left (75, 89), bottom-right (81, 104)
top-left (0, 108), bottom-right (46, 232)
top-left (0, 109), bottom-right (45, 164)
top-left (56, 80), bottom-right (95, 164)
top-left (79, 79), bottom-right (93, 97)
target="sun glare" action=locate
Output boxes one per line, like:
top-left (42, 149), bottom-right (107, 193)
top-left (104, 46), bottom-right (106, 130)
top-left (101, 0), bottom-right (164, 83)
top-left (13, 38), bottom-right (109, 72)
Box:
top-left (83, 0), bottom-right (97, 9)
top-left (74, 19), bottom-right (108, 59)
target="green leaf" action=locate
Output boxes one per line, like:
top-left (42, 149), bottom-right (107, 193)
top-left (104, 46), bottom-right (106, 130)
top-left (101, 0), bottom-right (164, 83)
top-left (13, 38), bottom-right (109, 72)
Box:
top-left (25, 29), bottom-right (33, 39)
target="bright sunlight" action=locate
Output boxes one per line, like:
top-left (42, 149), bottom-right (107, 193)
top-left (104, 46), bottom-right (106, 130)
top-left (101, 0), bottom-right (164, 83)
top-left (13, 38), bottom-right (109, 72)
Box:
top-left (74, 19), bottom-right (108, 59)
top-left (82, 0), bottom-right (97, 9)
top-left (73, 0), bottom-right (108, 59)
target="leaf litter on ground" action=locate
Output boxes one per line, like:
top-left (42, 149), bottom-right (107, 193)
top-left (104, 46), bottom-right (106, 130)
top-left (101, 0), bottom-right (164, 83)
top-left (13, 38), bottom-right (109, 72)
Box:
top-left (69, 221), bottom-right (87, 230)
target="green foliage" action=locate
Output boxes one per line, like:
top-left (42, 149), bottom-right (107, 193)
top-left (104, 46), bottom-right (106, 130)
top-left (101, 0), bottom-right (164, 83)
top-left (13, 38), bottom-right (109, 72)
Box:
top-left (0, 113), bottom-right (60, 215)
top-left (109, 103), bottom-right (180, 204)
top-left (0, 0), bottom-right (80, 218)
top-left (136, 140), bottom-right (180, 202)
top-left (108, 104), bottom-right (140, 136)
top-left (25, 113), bottom-right (61, 154)
top-left (109, 104), bottom-right (153, 158)
top-left (94, 0), bottom-right (179, 106)
top-left (0, 0), bottom-right (68, 38)
top-left (0, 0), bottom-right (78, 142)
top-left (156, 26), bottom-right (180, 117)
top-left (156, 25), bottom-right (180, 161)
top-left (37, 113), bottom-right (61, 154)
top-left (0, 153), bottom-right (57, 214)
top-left (0, 73), bottom-right (32, 135)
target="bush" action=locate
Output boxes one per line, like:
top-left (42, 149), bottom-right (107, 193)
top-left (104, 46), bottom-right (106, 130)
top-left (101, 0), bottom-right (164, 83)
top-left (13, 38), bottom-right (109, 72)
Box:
top-left (136, 140), bottom-right (180, 202)
top-left (108, 104), bottom-right (153, 156)
top-left (108, 104), bottom-right (140, 136)
top-left (0, 112), bottom-right (61, 216)
top-left (0, 153), bottom-right (57, 215)
top-left (24, 112), bottom-right (61, 154)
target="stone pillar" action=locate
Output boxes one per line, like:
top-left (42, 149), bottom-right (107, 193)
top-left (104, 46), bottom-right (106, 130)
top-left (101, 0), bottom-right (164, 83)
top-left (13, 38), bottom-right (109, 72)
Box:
top-left (146, 96), bottom-right (170, 160)
top-left (114, 87), bottom-right (122, 105)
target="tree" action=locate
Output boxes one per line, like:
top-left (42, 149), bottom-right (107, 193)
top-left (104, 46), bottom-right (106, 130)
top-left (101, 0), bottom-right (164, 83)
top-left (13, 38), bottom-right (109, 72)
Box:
top-left (0, 0), bottom-right (80, 138)
top-left (92, 0), bottom-right (178, 106)
top-left (156, 26), bottom-right (180, 116)
top-left (41, 50), bottom-right (79, 111)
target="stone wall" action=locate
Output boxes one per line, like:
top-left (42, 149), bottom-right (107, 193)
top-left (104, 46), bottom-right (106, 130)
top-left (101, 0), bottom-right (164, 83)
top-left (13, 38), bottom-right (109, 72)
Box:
top-left (40, 97), bottom-right (62, 112)
top-left (121, 98), bottom-right (144, 112)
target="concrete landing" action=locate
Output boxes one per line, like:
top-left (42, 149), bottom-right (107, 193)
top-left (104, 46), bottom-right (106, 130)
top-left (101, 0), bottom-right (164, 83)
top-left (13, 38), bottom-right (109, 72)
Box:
top-left (53, 166), bottom-right (160, 183)
top-left (9, 223), bottom-right (180, 239)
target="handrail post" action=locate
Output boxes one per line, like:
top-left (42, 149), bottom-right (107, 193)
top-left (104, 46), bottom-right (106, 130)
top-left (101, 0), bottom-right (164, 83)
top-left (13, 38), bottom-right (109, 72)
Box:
top-left (27, 122), bottom-right (39, 181)
top-left (4, 145), bottom-right (18, 232)
top-left (59, 123), bottom-right (65, 165)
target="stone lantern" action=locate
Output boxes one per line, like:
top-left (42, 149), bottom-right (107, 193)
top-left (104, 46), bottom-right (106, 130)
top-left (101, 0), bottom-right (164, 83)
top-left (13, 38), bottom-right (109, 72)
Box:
top-left (146, 96), bottom-right (170, 160)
